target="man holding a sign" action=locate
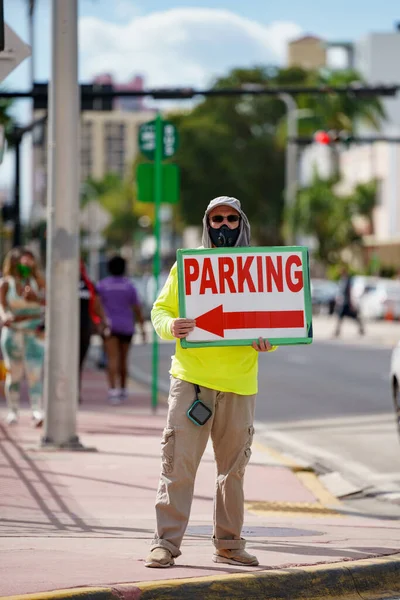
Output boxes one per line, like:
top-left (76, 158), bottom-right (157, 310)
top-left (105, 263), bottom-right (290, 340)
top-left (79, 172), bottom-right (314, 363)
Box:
top-left (145, 196), bottom-right (280, 569)
top-left (146, 197), bottom-right (312, 568)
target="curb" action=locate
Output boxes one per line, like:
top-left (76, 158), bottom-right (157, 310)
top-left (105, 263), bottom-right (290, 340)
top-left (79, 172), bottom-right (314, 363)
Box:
top-left (3, 553), bottom-right (400, 600)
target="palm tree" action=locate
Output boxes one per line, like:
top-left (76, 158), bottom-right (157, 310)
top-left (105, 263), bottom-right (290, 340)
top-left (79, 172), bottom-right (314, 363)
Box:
top-left (296, 69), bottom-right (386, 175)
top-left (301, 69), bottom-right (385, 131)
top-left (352, 179), bottom-right (378, 236)
top-left (294, 170), bottom-right (360, 266)
top-left (81, 172), bottom-right (139, 250)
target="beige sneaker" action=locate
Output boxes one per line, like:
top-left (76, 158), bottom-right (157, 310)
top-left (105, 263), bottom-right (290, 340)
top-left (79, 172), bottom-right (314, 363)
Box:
top-left (5, 410), bottom-right (18, 425)
top-left (213, 548), bottom-right (259, 566)
top-left (32, 410), bottom-right (44, 428)
top-left (145, 547), bottom-right (174, 568)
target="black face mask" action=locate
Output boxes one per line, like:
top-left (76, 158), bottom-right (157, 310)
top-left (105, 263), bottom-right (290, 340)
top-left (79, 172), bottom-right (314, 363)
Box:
top-left (208, 224), bottom-right (240, 248)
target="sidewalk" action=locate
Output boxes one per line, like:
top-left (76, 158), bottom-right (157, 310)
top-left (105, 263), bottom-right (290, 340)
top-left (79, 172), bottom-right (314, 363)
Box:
top-left (1, 367), bottom-right (399, 600)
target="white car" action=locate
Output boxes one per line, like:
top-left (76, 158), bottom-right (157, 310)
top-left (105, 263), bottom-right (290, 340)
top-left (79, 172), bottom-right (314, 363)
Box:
top-left (359, 278), bottom-right (400, 321)
top-left (389, 344), bottom-right (400, 439)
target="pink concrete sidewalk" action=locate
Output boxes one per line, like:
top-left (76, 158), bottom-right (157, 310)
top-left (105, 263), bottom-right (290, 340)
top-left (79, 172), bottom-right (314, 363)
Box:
top-left (0, 368), bottom-right (400, 598)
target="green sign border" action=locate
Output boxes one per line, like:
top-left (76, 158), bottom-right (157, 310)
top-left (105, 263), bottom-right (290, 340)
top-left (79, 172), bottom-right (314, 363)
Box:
top-left (177, 246), bottom-right (313, 348)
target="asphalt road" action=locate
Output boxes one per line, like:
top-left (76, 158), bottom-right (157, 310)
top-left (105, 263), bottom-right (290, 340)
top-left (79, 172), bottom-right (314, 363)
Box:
top-left (255, 341), bottom-right (391, 422)
top-left (129, 339), bottom-right (392, 422)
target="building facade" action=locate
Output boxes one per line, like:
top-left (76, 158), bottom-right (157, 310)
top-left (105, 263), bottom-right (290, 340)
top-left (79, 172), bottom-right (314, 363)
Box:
top-left (31, 106), bottom-right (155, 221)
top-left (287, 35), bottom-right (326, 70)
top-left (340, 26), bottom-right (400, 266)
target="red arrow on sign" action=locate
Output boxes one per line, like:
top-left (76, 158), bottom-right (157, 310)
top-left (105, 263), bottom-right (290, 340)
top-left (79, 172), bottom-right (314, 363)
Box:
top-left (195, 304), bottom-right (304, 338)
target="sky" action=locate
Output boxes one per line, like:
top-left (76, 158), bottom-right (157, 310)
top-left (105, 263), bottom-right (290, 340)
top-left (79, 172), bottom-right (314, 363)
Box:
top-left (1, 0), bottom-right (400, 218)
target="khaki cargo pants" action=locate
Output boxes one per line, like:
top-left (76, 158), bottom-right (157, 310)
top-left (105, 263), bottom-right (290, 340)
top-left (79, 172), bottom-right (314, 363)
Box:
top-left (151, 376), bottom-right (256, 557)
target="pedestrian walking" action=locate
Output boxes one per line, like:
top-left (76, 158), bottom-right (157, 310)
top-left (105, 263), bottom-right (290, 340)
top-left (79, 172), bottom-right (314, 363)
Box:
top-left (145, 196), bottom-right (276, 569)
top-left (96, 255), bottom-right (146, 404)
top-left (334, 265), bottom-right (365, 337)
top-left (0, 247), bottom-right (46, 426)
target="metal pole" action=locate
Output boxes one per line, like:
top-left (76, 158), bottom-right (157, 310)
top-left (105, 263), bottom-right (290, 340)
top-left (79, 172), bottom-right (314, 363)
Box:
top-left (28, 0), bottom-right (36, 232)
top-left (151, 114), bottom-right (163, 412)
top-left (28, 0), bottom-right (35, 86)
top-left (279, 93), bottom-right (298, 245)
top-left (42, 0), bottom-right (83, 449)
top-left (0, 0), bottom-right (4, 52)
top-left (12, 133), bottom-right (21, 247)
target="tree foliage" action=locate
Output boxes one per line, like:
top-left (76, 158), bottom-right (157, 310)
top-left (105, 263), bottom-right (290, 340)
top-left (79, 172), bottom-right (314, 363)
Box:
top-left (294, 171), bottom-right (378, 266)
top-left (294, 172), bottom-right (359, 265)
top-left (81, 173), bottom-right (139, 249)
top-left (167, 67), bottom-right (289, 245)
top-left (80, 65), bottom-right (384, 263)
top-left (165, 66), bottom-right (384, 245)
top-left (351, 179), bottom-right (378, 235)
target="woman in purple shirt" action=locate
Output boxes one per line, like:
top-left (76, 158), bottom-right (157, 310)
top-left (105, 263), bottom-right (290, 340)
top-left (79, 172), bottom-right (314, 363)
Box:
top-left (97, 255), bottom-right (146, 404)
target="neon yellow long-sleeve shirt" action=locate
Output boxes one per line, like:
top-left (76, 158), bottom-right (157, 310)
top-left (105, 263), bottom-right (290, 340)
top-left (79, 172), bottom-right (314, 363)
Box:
top-left (151, 262), bottom-right (275, 395)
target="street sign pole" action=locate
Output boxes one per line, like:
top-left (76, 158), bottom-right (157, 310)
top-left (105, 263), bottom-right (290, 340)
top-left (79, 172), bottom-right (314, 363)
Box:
top-left (151, 113), bottom-right (163, 411)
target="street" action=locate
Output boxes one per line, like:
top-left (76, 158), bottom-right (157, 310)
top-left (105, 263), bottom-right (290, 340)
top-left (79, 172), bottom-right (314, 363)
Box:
top-left (129, 315), bottom-right (400, 510)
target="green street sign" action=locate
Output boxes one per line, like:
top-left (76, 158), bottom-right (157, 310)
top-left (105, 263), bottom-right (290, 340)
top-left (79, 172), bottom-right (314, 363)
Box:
top-left (138, 119), bottom-right (178, 160)
top-left (137, 163), bottom-right (179, 204)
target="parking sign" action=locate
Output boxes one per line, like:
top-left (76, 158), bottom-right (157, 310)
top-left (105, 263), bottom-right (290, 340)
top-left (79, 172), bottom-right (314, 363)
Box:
top-left (177, 246), bottom-right (313, 348)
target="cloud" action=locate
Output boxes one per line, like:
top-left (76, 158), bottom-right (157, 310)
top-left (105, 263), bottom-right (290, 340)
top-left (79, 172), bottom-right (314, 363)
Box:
top-left (79, 8), bottom-right (302, 87)
top-left (114, 0), bottom-right (142, 21)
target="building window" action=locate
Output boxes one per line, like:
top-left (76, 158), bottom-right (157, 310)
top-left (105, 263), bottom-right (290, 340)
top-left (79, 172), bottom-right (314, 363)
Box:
top-left (104, 122), bottom-right (126, 177)
top-left (81, 121), bottom-right (93, 180)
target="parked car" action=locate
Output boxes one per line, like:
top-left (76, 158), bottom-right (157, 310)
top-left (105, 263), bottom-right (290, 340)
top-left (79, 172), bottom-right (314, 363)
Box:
top-left (390, 344), bottom-right (400, 440)
top-left (359, 278), bottom-right (400, 321)
top-left (348, 275), bottom-right (380, 309)
top-left (310, 279), bottom-right (338, 315)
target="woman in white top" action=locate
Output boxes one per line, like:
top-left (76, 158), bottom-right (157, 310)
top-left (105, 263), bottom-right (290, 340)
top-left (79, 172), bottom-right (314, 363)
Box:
top-left (0, 247), bottom-right (46, 426)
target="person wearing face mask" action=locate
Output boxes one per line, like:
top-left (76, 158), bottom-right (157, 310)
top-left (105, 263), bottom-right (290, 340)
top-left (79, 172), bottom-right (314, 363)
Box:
top-left (145, 196), bottom-right (276, 569)
top-left (0, 247), bottom-right (46, 426)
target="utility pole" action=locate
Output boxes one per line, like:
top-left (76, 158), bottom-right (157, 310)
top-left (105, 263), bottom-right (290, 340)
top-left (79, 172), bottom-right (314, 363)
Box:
top-left (42, 0), bottom-right (83, 449)
top-left (0, 0), bottom-right (4, 52)
top-left (28, 0), bottom-right (35, 85)
top-left (279, 93), bottom-right (298, 245)
top-left (10, 119), bottom-right (46, 248)
top-left (11, 129), bottom-right (22, 246)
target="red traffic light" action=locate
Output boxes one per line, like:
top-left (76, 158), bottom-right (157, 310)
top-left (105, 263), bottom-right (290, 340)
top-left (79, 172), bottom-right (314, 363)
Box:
top-left (314, 130), bottom-right (331, 145)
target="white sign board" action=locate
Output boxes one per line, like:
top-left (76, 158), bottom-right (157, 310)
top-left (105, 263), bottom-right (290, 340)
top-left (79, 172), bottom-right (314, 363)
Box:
top-left (177, 247), bottom-right (313, 347)
top-left (80, 201), bottom-right (112, 232)
top-left (0, 25), bottom-right (31, 83)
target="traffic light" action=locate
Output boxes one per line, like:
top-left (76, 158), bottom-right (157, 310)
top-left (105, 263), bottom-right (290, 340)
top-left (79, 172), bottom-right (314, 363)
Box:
top-left (314, 130), bottom-right (332, 145)
top-left (313, 130), bottom-right (354, 146)
top-left (340, 133), bottom-right (354, 147)
top-left (33, 82), bottom-right (115, 111)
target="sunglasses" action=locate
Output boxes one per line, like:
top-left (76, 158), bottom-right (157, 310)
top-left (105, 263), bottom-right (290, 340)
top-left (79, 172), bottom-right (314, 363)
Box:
top-left (210, 214), bottom-right (240, 224)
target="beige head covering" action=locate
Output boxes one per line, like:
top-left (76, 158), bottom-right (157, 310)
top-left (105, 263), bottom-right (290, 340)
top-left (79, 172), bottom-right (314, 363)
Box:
top-left (201, 196), bottom-right (251, 248)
